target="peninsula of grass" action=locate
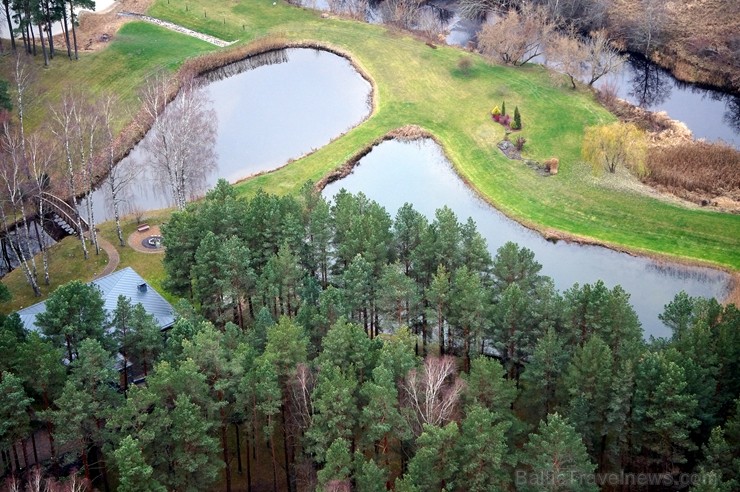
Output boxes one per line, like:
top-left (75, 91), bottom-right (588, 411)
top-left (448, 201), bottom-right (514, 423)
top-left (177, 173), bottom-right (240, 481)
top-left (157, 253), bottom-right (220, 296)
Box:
top-left (2, 0), bottom-right (739, 285)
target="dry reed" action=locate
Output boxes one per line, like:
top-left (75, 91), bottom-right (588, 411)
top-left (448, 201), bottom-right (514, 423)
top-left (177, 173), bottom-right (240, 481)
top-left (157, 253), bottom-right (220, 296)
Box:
top-left (644, 141), bottom-right (740, 199)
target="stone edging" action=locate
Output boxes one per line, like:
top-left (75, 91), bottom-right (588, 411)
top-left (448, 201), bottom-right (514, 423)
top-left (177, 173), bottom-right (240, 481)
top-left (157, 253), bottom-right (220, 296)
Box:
top-left (118, 12), bottom-right (235, 47)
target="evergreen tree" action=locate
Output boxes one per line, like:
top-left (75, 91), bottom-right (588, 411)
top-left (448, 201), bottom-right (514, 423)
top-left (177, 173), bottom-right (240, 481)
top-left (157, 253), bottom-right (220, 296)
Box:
top-left (490, 241), bottom-right (544, 295)
top-left (463, 357), bottom-right (517, 421)
top-left (402, 423), bottom-right (460, 491)
top-left (50, 339), bottom-right (122, 483)
top-left (456, 405), bottom-right (511, 491)
top-left (518, 413), bottom-right (598, 492)
top-left (377, 262), bottom-right (419, 332)
top-left (182, 322), bottom-right (243, 492)
top-left (0, 372), bottom-right (32, 472)
top-left (394, 203), bottom-right (427, 276)
top-left (631, 350), bottom-right (699, 473)
top-left (128, 303), bottom-right (164, 378)
top-left (520, 327), bottom-right (569, 419)
top-left (113, 435), bottom-right (166, 492)
top-left (448, 265), bottom-right (486, 371)
top-left (360, 365), bottom-right (408, 460)
top-left (317, 438), bottom-right (352, 491)
top-left (355, 452), bottom-right (388, 492)
top-left (35, 280), bottom-right (108, 361)
top-left (512, 106), bottom-right (522, 130)
top-left (563, 336), bottom-right (623, 470)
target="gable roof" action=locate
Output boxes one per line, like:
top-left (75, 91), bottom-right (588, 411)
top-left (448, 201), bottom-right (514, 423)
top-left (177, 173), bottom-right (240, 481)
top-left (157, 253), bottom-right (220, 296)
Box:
top-left (16, 267), bottom-right (175, 333)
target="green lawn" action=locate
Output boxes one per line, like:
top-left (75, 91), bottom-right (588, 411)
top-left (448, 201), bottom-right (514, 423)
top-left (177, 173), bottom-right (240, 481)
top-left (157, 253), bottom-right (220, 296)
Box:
top-left (1, 0), bottom-right (738, 307)
top-left (1, 236), bottom-right (109, 313)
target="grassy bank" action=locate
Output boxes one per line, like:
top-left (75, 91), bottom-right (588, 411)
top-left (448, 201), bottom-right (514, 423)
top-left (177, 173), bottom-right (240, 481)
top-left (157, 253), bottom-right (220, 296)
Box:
top-left (1, 0), bottom-right (739, 307)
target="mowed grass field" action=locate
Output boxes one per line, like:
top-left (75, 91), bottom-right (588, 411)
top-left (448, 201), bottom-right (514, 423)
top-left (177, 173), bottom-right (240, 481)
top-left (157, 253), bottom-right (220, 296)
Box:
top-left (1, 0), bottom-right (739, 307)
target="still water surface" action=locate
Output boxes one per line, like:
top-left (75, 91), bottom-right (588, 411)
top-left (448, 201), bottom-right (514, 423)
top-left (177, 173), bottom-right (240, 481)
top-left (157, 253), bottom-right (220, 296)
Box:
top-left (88, 48), bottom-right (371, 220)
top-left (322, 139), bottom-right (731, 339)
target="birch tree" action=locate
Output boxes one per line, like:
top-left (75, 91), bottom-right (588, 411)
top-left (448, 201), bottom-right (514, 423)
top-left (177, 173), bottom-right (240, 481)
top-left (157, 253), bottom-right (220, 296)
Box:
top-left (0, 124), bottom-right (39, 295)
top-left (101, 94), bottom-right (136, 247)
top-left (26, 132), bottom-right (52, 285)
top-left (50, 94), bottom-right (88, 259)
top-left (141, 73), bottom-right (217, 211)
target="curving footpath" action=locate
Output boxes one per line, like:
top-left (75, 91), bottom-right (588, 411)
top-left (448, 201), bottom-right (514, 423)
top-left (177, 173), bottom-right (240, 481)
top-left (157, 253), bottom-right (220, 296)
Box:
top-left (94, 236), bottom-right (121, 279)
top-left (118, 12), bottom-right (235, 47)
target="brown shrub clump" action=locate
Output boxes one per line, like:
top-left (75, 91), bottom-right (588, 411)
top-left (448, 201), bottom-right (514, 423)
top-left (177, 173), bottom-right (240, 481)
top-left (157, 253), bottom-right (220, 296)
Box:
top-left (645, 141), bottom-right (740, 204)
top-left (544, 158), bottom-right (559, 175)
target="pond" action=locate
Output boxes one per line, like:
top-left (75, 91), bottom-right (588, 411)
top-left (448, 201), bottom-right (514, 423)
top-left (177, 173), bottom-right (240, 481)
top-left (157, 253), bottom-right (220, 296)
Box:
top-left (87, 48), bottom-right (372, 221)
top-left (322, 138), bottom-right (731, 339)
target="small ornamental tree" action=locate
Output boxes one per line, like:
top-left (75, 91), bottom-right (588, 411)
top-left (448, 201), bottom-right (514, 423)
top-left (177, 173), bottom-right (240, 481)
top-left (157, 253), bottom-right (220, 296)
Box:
top-left (501, 101), bottom-right (506, 116)
top-left (512, 106), bottom-right (522, 130)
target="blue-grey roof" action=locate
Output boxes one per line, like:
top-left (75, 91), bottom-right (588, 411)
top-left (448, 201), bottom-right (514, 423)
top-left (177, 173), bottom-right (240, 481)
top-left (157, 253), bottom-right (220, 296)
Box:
top-left (17, 267), bottom-right (175, 333)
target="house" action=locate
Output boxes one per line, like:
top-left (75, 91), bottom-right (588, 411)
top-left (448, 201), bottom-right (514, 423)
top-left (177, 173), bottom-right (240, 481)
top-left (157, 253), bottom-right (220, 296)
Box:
top-left (16, 267), bottom-right (176, 334)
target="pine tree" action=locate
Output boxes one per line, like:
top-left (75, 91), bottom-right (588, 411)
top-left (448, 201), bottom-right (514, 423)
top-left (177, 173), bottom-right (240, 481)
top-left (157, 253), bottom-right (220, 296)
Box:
top-left (520, 327), bottom-right (569, 420)
top-left (631, 351), bottom-right (699, 473)
top-left (113, 435), bottom-right (166, 492)
top-left (35, 280), bottom-right (108, 361)
top-left (518, 413), bottom-right (598, 492)
top-left (456, 405), bottom-right (511, 491)
top-left (402, 423), bottom-right (460, 491)
top-left (317, 438), bottom-right (352, 490)
top-left (0, 373), bottom-right (33, 472)
top-left (355, 452), bottom-right (388, 492)
top-left (463, 357), bottom-right (517, 421)
top-left (448, 265), bottom-right (486, 371)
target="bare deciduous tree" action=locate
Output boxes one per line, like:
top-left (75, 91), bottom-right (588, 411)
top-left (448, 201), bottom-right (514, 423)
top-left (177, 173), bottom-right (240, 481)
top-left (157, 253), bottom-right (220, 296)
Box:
top-left (585, 29), bottom-right (625, 85)
top-left (141, 73), bottom-right (217, 211)
top-left (50, 94), bottom-right (89, 259)
top-left (478, 5), bottom-right (555, 66)
top-left (0, 123), bottom-right (39, 296)
top-left (401, 355), bottom-right (465, 436)
top-left (100, 94), bottom-right (136, 247)
top-left (613, 0), bottom-right (669, 56)
top-left (326, 0), bottom-right (368, 20)
top-left (379, 0), bottom-right (425, 30)
top-left (546, 29), bottom-right (587, 89)
top-left (27, 132), bottom-right (53, 285)
top-left (458, 0), bottom-right (522, 20)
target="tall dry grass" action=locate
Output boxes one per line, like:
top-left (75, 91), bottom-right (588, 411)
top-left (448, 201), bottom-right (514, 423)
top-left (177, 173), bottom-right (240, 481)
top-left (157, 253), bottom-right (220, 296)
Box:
top-left (645, 141), bottom-right (740, 199)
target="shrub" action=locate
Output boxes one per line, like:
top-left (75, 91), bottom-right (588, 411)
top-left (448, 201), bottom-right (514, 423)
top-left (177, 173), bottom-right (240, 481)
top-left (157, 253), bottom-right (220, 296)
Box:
top-left (491, 105), bottom-right (501, 117)
top-left (501, 101), bottom-right (506, 116)
top-left (515, 136), bottom-right (527, 151)
top-left (545, 157), bottom-right (559, 174)
top-left (502, 114), bottom-right (511, 126)
top-left (458, 57), bottom-right (472, 75)
top-left (512, 106), bottom-right (522, 130)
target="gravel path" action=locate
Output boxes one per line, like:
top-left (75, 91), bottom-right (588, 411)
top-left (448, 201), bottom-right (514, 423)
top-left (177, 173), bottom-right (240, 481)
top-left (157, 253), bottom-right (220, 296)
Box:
top-left (118, 12), bottom-right (235, 47)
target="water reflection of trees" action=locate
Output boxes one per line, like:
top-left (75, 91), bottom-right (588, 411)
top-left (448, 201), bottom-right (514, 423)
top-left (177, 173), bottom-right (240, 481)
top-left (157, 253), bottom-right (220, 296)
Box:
top-left (722, 96), bottom-right (740, 134)
top-left (627, 57), bottom-right (672, 108)
top-left (200, 50), bottom-right (291, 84)
top-left (645, 262), bottom-right (729, 288)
